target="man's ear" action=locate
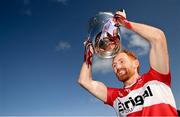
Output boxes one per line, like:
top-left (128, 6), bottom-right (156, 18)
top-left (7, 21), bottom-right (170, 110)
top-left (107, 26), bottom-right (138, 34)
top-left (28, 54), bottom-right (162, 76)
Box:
top-left (133, 59), bottom-right (139, 69)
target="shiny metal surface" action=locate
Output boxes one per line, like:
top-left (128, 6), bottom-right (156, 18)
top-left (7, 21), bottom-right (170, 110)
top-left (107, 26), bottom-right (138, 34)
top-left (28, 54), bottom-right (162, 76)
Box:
top-left (88, 12), bottom-right (122, 58)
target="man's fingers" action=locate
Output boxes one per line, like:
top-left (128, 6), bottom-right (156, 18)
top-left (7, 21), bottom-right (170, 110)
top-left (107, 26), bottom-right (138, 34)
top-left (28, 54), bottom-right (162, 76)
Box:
top-left (114, 9), bottom-right (132, 29)
top-left (89, 45), bottom-right (94, 54)
top-left (115, 11), bottom-right (126, 19)
top-left (115, 9), bottom-right (126, 18)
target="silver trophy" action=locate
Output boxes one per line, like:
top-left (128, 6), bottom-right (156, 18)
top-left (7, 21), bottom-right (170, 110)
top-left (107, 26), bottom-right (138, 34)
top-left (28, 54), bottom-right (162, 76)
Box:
top-left (88, 12), bottom-right (122, 58)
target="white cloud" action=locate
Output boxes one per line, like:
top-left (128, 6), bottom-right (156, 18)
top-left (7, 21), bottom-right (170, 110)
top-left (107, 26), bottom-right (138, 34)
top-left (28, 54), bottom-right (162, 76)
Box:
top-left (120, 26), bottom-right (132, 35)
top-left (120, 27), bottom-right (150, 56)
top-left (128, 34), bottom-right (149, 56)
top-left (92, 55), bottom-right (113, 74)
top-left (56, 41), bottom-right (71, 51)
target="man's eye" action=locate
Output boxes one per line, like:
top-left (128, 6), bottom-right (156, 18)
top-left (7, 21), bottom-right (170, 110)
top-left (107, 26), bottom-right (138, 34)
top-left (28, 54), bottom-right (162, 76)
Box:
top-left (120, 60), bottom-right (124, 63)
top-left (113, 64), bottom-right (116, 68)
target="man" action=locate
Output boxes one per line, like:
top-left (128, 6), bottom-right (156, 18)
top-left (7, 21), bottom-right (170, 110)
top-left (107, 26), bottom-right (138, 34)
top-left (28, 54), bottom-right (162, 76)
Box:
top-left (78, 10), bottom-right (178, 116)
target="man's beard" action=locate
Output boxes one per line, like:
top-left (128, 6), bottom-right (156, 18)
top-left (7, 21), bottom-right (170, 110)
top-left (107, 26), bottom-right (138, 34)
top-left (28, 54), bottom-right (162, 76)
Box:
top-left (116, 68), bottom-right (133, 82)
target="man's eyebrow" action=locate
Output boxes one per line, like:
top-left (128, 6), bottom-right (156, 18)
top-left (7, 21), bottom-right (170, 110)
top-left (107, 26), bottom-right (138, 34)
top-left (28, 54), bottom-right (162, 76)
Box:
top-left (112, 62), bottom-right (116, 65)
top-left (112, 58), bottom-right (124, 65)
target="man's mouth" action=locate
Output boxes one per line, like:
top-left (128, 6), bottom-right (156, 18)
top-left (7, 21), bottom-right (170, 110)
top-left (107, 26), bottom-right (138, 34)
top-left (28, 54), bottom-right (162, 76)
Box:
top-left (117, 68), bottom-right (127, 76)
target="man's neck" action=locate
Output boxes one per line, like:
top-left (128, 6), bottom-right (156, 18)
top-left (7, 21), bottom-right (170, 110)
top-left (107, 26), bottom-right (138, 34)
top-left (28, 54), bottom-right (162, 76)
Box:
top-left (124, 73), bottom-right (140, 88)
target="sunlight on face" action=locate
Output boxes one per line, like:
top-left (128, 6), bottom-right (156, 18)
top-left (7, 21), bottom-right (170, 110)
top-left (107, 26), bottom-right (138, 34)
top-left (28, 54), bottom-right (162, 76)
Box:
top-left (112, 52), bottom-right (135, 82)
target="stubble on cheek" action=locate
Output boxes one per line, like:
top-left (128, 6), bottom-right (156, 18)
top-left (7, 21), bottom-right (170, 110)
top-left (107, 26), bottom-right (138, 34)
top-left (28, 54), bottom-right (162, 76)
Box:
top-left (116, 68), bottom-right (129, 82)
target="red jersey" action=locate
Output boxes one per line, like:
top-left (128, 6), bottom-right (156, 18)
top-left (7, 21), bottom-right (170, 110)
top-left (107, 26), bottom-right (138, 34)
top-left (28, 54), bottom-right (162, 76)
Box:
top-left (105, 67), bottom-right (178, 116)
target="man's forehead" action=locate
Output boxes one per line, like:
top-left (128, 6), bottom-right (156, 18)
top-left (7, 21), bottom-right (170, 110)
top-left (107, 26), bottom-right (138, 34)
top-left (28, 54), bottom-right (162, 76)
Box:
top-left (113, 52), bottom-right (128, 61)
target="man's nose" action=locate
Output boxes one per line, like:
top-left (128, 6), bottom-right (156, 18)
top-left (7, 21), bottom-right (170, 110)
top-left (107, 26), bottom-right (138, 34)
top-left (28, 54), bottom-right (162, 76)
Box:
top-left (116, 63), bottom-right (121, 69)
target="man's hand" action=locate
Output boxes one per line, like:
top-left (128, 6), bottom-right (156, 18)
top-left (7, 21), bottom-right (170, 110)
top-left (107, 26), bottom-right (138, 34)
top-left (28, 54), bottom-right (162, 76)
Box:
top-left (83, 38), bottom-right (94, 67)
top-left (113, 9), bottom-right (132, 29)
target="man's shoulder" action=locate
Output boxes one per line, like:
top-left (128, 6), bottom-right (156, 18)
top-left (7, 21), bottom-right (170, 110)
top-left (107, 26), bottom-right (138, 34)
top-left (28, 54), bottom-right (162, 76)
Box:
top-left (139, 67), bottom-right (171, 86)
top-left (107, 87), bottom-right (122, 91)
top-left (107, 87), bottom-right (124, 95)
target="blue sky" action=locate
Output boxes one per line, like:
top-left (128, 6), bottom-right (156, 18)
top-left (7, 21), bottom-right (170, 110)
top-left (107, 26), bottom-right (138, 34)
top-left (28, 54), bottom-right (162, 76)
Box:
top-left (0, 0), bottom-right (180, 116)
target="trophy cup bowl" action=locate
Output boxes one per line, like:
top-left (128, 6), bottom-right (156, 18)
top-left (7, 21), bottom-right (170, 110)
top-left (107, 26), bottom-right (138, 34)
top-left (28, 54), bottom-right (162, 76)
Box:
top-left (88, 12), bottom-right (122, 58)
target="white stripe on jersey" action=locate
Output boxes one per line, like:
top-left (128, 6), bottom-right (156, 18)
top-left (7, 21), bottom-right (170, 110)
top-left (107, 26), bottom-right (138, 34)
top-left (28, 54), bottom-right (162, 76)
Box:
top-left (113, 80), bottom-right (177, 116)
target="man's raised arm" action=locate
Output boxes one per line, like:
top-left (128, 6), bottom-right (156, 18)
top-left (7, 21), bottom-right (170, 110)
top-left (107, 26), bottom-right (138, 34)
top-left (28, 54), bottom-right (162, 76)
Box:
top-left (78, 44), bottom-right (107, 102)
top-left (115, 10), bottom-right (169, 74)
top-left (130, 22), bottom-right (169, 74)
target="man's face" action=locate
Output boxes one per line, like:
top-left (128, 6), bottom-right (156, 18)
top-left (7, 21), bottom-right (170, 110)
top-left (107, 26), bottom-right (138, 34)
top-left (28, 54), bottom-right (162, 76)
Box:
top-left (112, 52), bottom-right (137, 82)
